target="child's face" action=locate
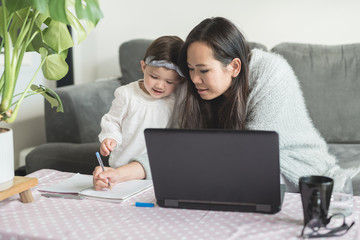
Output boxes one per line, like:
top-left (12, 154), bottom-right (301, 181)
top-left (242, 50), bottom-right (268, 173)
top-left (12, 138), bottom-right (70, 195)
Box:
top-left (141, 61), bottom-right (182, 98)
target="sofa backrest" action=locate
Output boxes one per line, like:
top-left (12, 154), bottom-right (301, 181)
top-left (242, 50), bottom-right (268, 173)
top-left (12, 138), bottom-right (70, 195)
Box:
top-left (119, 39), bottom-right (153, 85)
top-left (45, 79), bottom-right (121, 143)
top-left (271, 43), bottom-right (360, 143)
top-left (248, 42), bottom-right (267, 51)
top-left (47, 39), bottom-right (359, 145)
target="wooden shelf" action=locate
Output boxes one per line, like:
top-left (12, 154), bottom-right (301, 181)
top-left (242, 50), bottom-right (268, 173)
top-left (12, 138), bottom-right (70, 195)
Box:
top-left (0, 176), bottom-right (38, 203)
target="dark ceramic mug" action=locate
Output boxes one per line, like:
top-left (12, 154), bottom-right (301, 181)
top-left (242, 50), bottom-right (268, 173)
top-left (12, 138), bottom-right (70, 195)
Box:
top-left (299, 175), bottom-right (334, 227)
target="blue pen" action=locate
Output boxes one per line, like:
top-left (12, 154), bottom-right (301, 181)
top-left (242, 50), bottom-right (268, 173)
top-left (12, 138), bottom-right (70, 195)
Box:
top-left (135, 202), bottom-right (155, 207)
top-left (95, 152), bottom-right (112, 190)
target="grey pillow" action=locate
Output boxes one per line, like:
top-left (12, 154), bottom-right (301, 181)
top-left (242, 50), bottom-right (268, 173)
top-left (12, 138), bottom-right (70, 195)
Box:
top-left (271, 43), bottom-right (360, 143)
top-left (119, 39), bottom-right (152, 85)
top-left (249, 42), bottom-right (267, 51)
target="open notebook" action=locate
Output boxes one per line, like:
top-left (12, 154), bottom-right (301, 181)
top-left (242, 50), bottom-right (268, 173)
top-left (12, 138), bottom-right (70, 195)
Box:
top-left (38, 173), bottom-right (153, 203)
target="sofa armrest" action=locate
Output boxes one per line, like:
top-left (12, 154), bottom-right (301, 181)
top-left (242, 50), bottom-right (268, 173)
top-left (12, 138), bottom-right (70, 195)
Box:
top-left (25, 142), bottom-right (109, 174)
top-left (45, 79), bottom-right (122, 143)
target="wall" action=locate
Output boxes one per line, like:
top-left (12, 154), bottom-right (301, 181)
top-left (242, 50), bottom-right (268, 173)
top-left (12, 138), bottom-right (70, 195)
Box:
top-left (2, 0), bottom-right (360, 169)
top-left (73, 0), bottom-right (360, 85)
top-left (0, 53), bottom-right (55, 169)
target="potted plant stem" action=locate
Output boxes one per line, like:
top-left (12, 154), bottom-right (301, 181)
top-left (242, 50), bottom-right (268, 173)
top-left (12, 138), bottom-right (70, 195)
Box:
top-left (0, 0), bottom-right (103, 191)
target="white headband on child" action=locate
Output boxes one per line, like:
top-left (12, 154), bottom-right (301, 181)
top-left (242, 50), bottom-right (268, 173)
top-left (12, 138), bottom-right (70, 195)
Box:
top-left (145, 56), bottom-right (184, 77)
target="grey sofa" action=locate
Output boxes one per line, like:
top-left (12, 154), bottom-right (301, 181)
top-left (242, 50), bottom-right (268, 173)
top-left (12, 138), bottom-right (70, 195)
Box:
top-left (26, 39), bottom-right (360, 194)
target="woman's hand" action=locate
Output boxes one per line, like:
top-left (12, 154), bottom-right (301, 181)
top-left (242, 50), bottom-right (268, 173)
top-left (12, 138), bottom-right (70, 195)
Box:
top-left (92, 162), bottom-right (146, 190)
top-left (100, 138), bottom-right (117, 156)
top-left (93, 166), bottom-right (120, 191)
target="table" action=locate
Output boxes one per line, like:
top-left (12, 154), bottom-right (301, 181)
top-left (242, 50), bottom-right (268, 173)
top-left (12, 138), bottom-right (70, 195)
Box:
top-left (0, 169), bottom-right (359, 240)
top-left (0, 176), bottom-right (38, 203)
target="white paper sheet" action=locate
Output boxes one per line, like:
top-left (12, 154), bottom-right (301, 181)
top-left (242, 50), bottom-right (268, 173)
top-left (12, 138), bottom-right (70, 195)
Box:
top-left (38, 173), bottom-right (92, 193)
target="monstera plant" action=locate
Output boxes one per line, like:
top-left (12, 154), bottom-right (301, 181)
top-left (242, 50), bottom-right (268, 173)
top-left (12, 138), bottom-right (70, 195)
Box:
top-left (0, 0), bottom-right (103, 123)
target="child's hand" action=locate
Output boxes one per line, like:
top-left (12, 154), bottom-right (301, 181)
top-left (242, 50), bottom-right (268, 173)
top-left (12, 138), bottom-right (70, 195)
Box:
top-left (100, 138), bottom-right (117, 156)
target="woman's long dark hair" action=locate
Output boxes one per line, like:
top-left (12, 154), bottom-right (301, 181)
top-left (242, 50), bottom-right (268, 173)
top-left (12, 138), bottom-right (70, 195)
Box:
top-left (178, 17), bottom-right (250, 129)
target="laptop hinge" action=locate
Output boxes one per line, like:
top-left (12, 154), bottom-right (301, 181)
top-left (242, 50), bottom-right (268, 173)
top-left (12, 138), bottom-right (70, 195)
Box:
top-left (164, 199), bottom-right (179, 207)
top-left (256, 204), bottom-right (271, 212)
top-left (165, 199), bottom-right (272, 212)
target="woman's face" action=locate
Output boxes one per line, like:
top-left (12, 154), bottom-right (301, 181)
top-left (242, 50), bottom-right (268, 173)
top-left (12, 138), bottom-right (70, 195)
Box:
top-left (187, 41), bottom-right (233, 100)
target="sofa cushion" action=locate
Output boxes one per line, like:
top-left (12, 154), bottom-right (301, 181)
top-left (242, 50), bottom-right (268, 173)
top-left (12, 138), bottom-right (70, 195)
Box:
top-left (45, 79), bottom-right (121, 143)
top-left (248, 42), bottom-right (267, 51)
top-left (26, 142), bottom-right (109, 174)
top-left (328, 144), bottom-right (360, 169)
top-left (119, 39), bottom-right (153, 85)
top-left (328, 143), bottom-right (360, 195)
top-left (271, 43), bottom-right (360, 143)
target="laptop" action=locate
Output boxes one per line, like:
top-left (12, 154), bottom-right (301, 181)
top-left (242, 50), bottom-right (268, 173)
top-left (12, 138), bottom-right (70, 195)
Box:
top-left (144, 128), bottom-right (284, 214)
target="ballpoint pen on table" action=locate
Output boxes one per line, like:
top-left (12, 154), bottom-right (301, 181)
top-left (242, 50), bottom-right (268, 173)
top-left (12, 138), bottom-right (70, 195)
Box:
top-left (135, 202), bottom-right (155, 207)
top-left (95, 152), bottom-right (112, 190)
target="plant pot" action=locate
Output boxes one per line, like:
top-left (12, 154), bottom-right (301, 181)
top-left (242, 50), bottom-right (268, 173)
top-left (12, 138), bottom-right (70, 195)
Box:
top-left (0, 128), bottom-right (14, 191)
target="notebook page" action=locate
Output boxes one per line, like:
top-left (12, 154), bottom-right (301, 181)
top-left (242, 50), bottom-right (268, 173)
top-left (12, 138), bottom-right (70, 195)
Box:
top-left (38, 173), bottom-right (93, 193)
top-left (79, 180), bottom-right (153, 200)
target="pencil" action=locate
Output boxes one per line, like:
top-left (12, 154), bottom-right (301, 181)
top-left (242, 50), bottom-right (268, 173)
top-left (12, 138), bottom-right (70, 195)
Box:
top-left (95, 152), bottom-right (112, 190)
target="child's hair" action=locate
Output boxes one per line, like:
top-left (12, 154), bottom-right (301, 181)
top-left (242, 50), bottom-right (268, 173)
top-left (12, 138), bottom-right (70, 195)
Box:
top-left (143, 36), bottom-right (184, 77)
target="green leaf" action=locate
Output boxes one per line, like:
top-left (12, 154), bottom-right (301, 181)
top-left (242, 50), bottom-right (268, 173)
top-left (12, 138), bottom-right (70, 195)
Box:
top-left (39, 46), bottom-right (48, 59)
top-left (66, 9), bottom-right (87, 44)
top-left (32, 0), bottom-right (49, 15)
top-left (43, 19), bottom-right (73, 53)
top-left (0, 6), bottom-right (6, 38)
top-left (8, 8), bottom-right (29, 46)
top-left (60, 49), bottom-right (68, 60)
top-left (35, 12), bottom-right (49, 29)
top-left (30, 84), bottom-right (63, 112)
top-left (40, 47), bottom-right (69, 80)
top-left (75, 0), bottom-right (103, 25)
top-left (26, 27), bottom-right (42, 52)
top-left (27, 13), bottom-right (49, 52)
top-left (4, 0), bottom-right (32, 13)
top-left (48, 0), bottom-right (69, 24)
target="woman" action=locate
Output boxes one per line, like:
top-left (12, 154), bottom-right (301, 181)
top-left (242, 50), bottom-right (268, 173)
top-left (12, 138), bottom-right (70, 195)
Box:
top-left (169, 16), bottom-right (358, 191)
top-left (94, 17), bottom-right (358, 192)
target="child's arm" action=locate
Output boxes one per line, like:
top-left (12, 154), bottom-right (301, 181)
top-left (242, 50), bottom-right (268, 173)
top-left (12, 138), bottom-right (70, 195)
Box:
top-left (98, 86), bottom-right (129, 146)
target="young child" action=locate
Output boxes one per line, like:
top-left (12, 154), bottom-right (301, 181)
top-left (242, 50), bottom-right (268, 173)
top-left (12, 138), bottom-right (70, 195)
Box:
top-left (93, 36), bottom-right (184, 190)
